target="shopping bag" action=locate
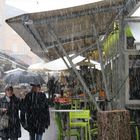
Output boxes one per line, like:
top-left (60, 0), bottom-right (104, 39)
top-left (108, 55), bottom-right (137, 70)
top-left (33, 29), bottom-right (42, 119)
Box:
top-left (0, 113), bottom-right (9, 130)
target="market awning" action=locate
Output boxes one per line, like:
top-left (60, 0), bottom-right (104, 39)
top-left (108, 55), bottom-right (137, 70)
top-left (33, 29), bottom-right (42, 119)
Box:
top-left (5, 0), bottom-right (140, 110)
top-left (28, 55), bottom-right (101, 71)
top-left (6, 0), bottom-right (125, 62)
top-left (28, 55), bottom-right (85, 71)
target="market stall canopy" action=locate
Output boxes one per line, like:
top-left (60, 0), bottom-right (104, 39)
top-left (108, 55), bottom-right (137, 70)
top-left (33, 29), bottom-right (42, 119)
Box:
top-left (28, 62), bottom-right (46, 70)
top-left (29, 54), bottom-right (85, 71)
top-left (28, 54), bottom-right (101, 71)
top-left (78, 60), bottom-right (101, 70)
top-left (6, 0), bottom-right (127, 62)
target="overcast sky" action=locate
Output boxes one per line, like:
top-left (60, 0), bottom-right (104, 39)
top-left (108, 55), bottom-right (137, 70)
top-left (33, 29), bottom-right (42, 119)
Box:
top-left (6, 0), bottom-right (103, 13)
top-left (6, 0), bottom-right (140, 16)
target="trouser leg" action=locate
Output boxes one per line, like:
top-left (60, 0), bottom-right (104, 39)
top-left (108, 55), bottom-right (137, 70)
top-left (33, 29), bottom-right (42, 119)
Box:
top-left (1, 138), bottom-right (8, 140)
top-left (10, 138), bottom-right (18, 140)
top-left (36, 133), bottom-right (43, 140)
top-left (29, 132), bottom-right (35, 140)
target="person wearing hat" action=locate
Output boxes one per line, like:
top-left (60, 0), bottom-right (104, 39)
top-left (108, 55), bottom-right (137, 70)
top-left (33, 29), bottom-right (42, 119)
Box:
top-left (0, 85), bottom-right (21, 140)
top-left (20, 84), bottom-right (50, 140)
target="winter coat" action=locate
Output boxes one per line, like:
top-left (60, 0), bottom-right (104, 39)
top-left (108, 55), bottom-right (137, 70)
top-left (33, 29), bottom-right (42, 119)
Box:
top-left (20, 92), bottom-right (50, 134)
top-left (0, 95), bottom-right (21, 138)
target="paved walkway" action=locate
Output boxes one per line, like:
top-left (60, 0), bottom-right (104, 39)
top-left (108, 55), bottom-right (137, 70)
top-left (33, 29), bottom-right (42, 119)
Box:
top-left (0, 108), bottom-right (77, 140)
top-left (19, 109), bottom-right (57, 140)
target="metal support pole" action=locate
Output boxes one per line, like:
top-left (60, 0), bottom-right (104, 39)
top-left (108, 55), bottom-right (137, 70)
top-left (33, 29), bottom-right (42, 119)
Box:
top-left (48, 24), bottom-right (100, 111)
top-left (70, 43), bottom-right (97, 59)
top-left (27, 25), bottom-right (48, 52)
top-left (88, 57), bottom-right (95, 89)
top-left (125, 17), bottom-right (140, 22)
top-left (100, 0), bottom-right (140, 48)
top-left (54, 46), bottom-right (88, 107)
top-left (118, 15), bottom-right (125, 109)
top-left (24, 24), bottom-right (50, 60)
top-left (93, 24), bottom-right (111, 110)
top-left (33, 5), bottom-right (123, 25)
top-left (54, 47), bottom-right (71, 70)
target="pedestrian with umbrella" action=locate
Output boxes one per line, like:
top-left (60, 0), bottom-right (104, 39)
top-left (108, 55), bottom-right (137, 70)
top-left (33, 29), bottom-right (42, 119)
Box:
top-left (0, 85), bottom-right (21, 140)
top-left (20, 84), bottom-right (50, 140)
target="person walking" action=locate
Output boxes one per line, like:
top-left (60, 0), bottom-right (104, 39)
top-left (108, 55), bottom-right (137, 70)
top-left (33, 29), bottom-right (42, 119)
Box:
top-left (0, 86), bottom-right (21, 140)
top-left (21, 84), bottom-right (50, 140)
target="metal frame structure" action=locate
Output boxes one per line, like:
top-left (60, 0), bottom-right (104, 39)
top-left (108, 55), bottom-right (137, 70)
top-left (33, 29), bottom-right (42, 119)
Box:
top-left (33, 5), bottom-right (123, 25)
top-left (6, 0), bottom-right (140, 110)
top-left (47, 23), bottom-right (100, 110)
top-left (0, 51), bottom-right (28, 70)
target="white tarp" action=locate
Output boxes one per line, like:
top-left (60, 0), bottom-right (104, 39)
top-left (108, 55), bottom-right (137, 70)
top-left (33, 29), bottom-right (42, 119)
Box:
top-left (45, 55), bottom-right (85, 71)
top-left (29, 55), bottom-right (85, 71)
top-left (28, 62), bottom-right (46, 70)
top-left (28, 55), bottom-right (101, 71)
top-left (89, 60), bottom-right (101, 70)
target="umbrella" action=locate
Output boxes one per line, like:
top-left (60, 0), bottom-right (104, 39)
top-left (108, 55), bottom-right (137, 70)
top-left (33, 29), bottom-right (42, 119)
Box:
top-left (25, 72), bottom-right (46, 85)
top-left (4, 69), bottom-right (45, 85)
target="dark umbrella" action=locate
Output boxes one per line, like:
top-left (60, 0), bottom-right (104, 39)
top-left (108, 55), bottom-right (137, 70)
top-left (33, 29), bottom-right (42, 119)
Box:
top-left (24, 72), bottom-right (46, 85)
top-left (4, 70), bottom-right (45, 85)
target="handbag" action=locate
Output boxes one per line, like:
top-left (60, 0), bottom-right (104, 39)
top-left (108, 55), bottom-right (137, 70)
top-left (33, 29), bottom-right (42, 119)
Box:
top-left (0, 113), bottom-right (9, 130)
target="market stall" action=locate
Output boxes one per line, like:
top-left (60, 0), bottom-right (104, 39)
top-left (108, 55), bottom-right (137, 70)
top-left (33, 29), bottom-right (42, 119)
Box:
top-left (6, 0), bottom-right (140, 139)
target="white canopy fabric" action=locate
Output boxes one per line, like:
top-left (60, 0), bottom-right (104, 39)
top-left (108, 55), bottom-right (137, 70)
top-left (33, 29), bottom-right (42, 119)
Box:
top-left (28, 62), bottom-right (46, 70)
top-left (29, 55), bottom-right (85, 71)
top-left (44, 55), bottom-right (85, 71)
top-left (88, 60), bottom-right (101, 70)
top-left (28, 55), bottom-right (101, 71)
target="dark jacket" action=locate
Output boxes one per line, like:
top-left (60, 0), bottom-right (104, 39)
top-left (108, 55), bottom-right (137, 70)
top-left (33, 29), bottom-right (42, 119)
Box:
top-left (21, 92), bottom-right (50, 134)
top-left (0, 95), bottom-right (21, 138)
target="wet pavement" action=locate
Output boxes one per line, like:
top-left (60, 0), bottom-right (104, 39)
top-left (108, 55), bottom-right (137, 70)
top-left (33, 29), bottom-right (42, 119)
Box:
top-left (19, 108), bottom-right (77, 140)
top-left (0, 108), bottom-right (77, 140)
top-left (19, 108), bottom-right (57, 140)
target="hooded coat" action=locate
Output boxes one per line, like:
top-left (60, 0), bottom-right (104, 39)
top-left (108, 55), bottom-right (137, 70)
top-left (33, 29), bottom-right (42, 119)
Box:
top-left (0, 95), bottom-right (21, 138)
top-left (20, 92), bottom-right (50, 134)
